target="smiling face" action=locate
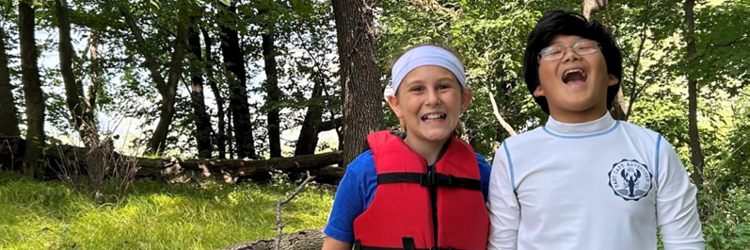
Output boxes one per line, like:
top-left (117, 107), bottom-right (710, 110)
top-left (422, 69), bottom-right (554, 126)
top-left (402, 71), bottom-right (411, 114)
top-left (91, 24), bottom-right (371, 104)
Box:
top-left (534, 35), bottom-right (619, 123)
top-left (388, 65), bottom-right (473, 145)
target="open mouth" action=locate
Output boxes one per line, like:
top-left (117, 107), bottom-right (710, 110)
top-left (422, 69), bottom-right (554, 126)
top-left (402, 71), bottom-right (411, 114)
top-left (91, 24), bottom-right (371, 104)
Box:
top-left (421, 113), bottom-right (446, 122)
top-left (562, 68), bottom-right (587, 86)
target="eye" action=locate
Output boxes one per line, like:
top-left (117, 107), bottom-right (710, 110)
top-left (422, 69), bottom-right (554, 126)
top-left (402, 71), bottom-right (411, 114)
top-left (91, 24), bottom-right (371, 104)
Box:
top-left (410, 86), bottom-right (423, 92)
top-left (577, 41), bottom-right (596, 50)
top-left (544, 47), bottom-right (563, 56)
top-left (439, 84), bottom-right (452, 90)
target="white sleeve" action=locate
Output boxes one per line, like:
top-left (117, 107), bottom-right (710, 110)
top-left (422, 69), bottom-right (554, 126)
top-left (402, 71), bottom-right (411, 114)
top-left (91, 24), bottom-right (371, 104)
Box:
top-left (487, 142), bottom-right (520, 250)
top-left (656, 137), bottom-right (705, 250)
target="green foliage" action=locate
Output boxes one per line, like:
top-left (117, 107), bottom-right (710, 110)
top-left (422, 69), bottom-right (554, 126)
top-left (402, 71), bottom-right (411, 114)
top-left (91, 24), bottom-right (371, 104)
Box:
top-left (689, 0), bottom-right (750, 96)
top-left (708, 95), bottom-right (750, 191)
top-left (0, 172), bottom-right (334, 250)
top-left (699, 184), bottom-right (750, 250)
top-left (1, 0), bottom-right (749, 247)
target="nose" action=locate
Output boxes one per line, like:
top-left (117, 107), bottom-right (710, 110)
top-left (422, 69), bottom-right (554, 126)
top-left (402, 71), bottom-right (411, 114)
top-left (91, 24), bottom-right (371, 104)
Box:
top-left (426, 88), bottom-right (441, 106)
top-left (562, 46), bottom-right (581, 63)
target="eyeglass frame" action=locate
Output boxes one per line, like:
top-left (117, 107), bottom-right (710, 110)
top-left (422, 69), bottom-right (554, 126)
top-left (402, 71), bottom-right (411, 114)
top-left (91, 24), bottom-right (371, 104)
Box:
top-left (537, 40), bottom-right (602, 62)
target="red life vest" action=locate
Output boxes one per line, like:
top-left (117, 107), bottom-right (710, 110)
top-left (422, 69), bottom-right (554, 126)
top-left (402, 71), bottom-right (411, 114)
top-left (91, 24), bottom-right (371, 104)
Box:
top-left (352, 131), bottom-right (489, 250)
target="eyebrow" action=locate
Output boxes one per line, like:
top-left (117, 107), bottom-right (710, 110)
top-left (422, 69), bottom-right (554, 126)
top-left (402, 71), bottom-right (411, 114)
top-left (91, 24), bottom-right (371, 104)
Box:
top-left (547, 39), bottom-right (595, 47)
top-left (403, 80), bottom-right (425, 86)
top-left (436, 77), bottom-right (457, 83)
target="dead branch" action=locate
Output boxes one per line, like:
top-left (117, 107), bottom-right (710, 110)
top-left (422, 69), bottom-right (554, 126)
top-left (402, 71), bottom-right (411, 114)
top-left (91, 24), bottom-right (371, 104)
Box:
top-left (275, 171), bottom-right (316, 250)
top-left (487, 89), bottom-right (517, 136)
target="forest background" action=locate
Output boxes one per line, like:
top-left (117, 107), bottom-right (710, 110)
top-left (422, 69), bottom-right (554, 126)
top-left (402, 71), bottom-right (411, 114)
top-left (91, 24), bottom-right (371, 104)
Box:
top-left (0, 0), bottom-right (748, 249)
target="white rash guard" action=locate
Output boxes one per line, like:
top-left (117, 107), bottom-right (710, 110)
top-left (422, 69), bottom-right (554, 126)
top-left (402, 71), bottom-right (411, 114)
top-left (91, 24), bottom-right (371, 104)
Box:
top-left (487, 112), bottom-right (705, 250)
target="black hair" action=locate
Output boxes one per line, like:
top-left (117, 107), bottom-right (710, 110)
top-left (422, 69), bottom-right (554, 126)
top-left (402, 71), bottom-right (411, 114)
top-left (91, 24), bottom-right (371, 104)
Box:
top-left (522, 10), bottom-right (623, 114)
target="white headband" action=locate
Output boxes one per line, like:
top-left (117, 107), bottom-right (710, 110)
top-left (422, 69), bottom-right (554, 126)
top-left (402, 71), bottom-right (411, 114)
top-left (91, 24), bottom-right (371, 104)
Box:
top-left (385, 45), bottom-right (466, 99)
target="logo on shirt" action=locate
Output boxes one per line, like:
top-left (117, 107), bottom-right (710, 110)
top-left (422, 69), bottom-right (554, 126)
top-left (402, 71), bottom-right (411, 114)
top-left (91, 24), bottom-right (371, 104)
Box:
top-left (608, 159), bottom-right (652, 201)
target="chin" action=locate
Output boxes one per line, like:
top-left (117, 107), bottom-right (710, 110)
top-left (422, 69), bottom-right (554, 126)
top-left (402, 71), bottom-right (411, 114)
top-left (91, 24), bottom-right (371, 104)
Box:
top-left (558, 100), bottom-right (600, 112)
top-left (421, 131), bottom-right (453, 142)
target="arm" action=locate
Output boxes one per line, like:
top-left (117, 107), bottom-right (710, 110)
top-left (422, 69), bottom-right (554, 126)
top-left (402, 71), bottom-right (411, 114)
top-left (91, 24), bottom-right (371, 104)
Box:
top-left (487, 142), bottom-right (520, 250)
top-left (322, 154), bottom-right (369, 250)
top-left (656, 136), bottom-right (705, 250)
top-left (321, 237), bottom-right (352, 250)
top-left (476, 153), bottom-right (493, 200)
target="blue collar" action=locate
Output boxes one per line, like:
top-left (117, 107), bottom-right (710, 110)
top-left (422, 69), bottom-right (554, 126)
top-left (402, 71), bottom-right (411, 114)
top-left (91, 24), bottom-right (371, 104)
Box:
top-left (543, 112), bottom-right (619, 139)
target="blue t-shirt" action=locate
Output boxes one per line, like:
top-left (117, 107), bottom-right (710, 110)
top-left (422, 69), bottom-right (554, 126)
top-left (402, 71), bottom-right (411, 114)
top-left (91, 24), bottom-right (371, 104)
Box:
top-left (323, 150), bottom-right (492, 243)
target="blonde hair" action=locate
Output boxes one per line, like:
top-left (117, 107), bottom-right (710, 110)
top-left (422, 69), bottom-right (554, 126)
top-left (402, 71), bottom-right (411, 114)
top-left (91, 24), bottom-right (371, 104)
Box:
top-left (390, 43), bottom-right (466, 138)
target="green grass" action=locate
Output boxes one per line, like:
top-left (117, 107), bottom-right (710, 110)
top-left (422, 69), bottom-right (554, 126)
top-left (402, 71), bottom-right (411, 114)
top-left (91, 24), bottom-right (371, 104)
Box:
top-left (0, 172), bottom-right (334, 250)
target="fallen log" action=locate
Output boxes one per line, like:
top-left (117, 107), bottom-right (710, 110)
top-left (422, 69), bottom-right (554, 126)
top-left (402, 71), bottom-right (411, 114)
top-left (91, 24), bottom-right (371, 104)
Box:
top-left (134, 151), bottom-right (343, 181)
top-left (213, 228), bottom-right (325, 250)
top-left (309, 166), bottom-right (344, 185)
top-left (0, 136), bottom-right (345, 184)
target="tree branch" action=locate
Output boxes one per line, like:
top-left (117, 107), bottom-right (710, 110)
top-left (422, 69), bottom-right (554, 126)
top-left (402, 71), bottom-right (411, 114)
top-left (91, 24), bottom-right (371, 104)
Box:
top-left (691, 35), bottom-right (748, 64)
top-left (625, 0), bottom-right (653, 117)
top-left (275, 171), bottom-right (315, 250)
top-left (487, 88), bottom-right (517, 136)
top-left (118, 5), bottom-right (169, 93)
top-left (290, 27), bottom-right (341, 137)
top-left (317, 117), bottom-right (343, 132)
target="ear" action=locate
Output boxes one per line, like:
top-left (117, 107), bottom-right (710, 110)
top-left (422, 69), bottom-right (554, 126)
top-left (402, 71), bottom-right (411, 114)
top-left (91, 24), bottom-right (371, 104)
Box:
top-left (608, 74), bottom-right (619, 86)
top-left (387, 94), bottom-right (403, 118)
top-left (460, 87), bottom-right (474, 113)
top-left (533, 84), bottom-right (545, 97)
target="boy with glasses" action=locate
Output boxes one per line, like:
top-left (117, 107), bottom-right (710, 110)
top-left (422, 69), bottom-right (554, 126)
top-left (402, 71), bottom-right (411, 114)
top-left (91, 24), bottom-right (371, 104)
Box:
top-left (486, 10), bottom-right (705, 250)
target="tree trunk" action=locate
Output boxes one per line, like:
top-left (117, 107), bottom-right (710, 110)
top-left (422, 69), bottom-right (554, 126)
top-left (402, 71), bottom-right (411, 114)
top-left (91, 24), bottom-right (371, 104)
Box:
top-left (19, 1), bottom-right (45, 178)
top-left (0, 25), bottom-right (20, 137)
top-left (295, 77), bottom-right (325, 156)
top-left (228, 107), bottom-right (235, 159)
top-left (152, 12), bottom-right (189, 155)
top-left (582, 0), bottom-right (628, 121)
top-left (260, 9), bottom-right (282, 158)
top-left (188, 13), bottom-right (213, 159)
top-left (56, 0), bottom-right (98, 144)
top-left (332, 0), bottom-right (383, 166)
top-left (120, 5), bottom-right (189, 154)
top-left (219, 2), bottom-right (256, 159)
top-left (684, 0), bottom-right (704, 188)
top-left (202, 26), bottom-right (226, 159)
top-left (87, 33), bottom-right (100, 125)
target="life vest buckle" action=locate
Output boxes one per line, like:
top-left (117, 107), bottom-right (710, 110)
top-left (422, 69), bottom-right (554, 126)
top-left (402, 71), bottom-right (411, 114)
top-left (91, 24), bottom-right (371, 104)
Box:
top-left (420, 171), bottom-right (439, 186)
top-left (420, 171), bottom-right (457, 187)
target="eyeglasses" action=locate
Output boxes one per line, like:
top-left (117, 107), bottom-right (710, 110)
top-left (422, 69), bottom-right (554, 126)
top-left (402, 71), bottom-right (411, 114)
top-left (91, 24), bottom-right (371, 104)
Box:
top-left (538, 40), bottom-right (601, 62)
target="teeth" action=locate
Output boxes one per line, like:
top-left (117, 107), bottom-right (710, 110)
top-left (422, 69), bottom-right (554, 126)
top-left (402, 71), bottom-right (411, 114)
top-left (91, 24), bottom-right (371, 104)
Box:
top-left (564, 69), bottom-right (586, 79)
top-left (423, 114), bottom-right (444, 120)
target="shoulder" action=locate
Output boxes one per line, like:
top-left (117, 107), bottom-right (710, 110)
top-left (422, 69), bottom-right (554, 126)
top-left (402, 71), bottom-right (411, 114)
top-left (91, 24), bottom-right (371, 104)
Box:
top-left (618, 121), bottom-right (662, 142)
top-left (501, 126), bottom-right (547, 150)
top-left (345, 150), bottom-right (377, 179)
top-left (475, 153), bottom-right (491, 174)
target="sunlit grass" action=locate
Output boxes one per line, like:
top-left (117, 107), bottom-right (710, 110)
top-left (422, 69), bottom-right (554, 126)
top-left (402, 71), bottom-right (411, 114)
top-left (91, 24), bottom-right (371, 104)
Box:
top-left (0, 172), bottom-right (334, 250)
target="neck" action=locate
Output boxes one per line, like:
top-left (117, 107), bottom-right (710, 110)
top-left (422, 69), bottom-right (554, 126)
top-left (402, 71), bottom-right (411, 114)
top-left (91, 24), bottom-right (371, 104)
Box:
top-left (549, 105), bottom-right (609, 124)
top-left (404, 136), bottom-right (448, 165)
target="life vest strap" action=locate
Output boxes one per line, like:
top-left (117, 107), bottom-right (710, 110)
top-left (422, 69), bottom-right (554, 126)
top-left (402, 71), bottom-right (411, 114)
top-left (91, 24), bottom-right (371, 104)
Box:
top-left (376, 171), bottom-right (481, 190)
top-left (354, 238), bottom-right (466, 250)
